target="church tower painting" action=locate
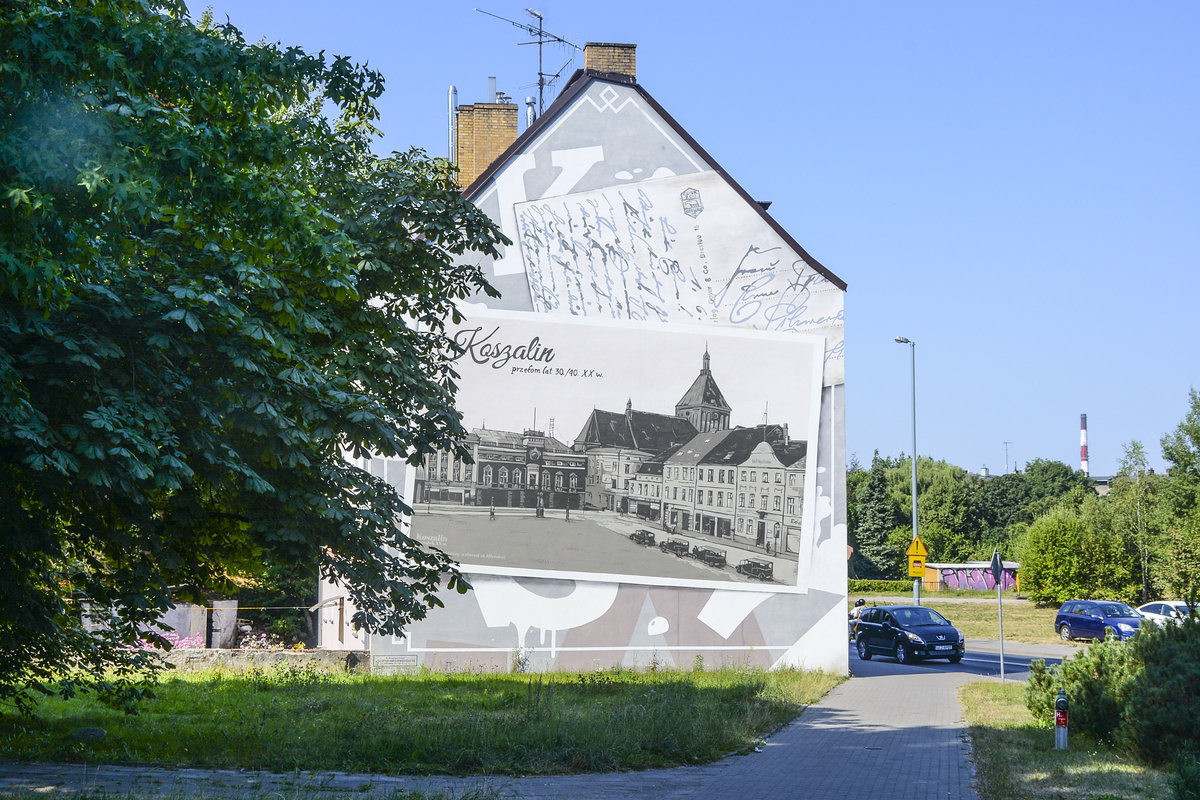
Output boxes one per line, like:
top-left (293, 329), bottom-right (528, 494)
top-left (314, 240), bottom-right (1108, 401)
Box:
top-left (674, 349), bottom-right (732, 433)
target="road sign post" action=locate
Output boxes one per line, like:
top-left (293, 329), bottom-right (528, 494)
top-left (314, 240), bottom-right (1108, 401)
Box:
top-left (991, 548), bottom-right (1005, 681)
top-left (906, 536), bottom-right (929, 606)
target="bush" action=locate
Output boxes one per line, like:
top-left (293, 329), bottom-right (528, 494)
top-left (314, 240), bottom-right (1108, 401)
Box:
top-left (1023, 636), bottom-right (1138, 744)
top-left (1119, 616), bottom-right (1200, 764)
top-left (848, 579), bottom-right (913, 593)
top-left (1174, 748), bottom-right (1200, 800)
top-left (1025, 618), bottom-right (1200, 765)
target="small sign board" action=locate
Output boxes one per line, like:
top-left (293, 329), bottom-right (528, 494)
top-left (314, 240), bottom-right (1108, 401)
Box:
top-left (908, 557), bottom-right (925, 578)
top-left (990, 548), bottom-right (1004, 586)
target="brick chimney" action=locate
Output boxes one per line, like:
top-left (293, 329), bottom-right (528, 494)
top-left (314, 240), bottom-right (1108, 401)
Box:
top-left (454, 100), bottom-right (518, 188)
top-left (584, 42), bottom-right (636, 79)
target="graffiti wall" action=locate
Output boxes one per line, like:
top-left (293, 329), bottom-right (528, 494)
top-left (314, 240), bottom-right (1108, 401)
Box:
top-left (935, 565), bottom-right (1019, 592)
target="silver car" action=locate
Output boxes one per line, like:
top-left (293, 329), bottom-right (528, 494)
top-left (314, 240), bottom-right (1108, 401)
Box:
top-left (1136, 600), bottom-right (1195, 626)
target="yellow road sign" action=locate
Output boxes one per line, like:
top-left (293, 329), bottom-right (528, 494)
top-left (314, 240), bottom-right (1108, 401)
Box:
top-left (905, 535), bottom-right (928, 558)
top-left (909, 557), bottom-right (925, 578)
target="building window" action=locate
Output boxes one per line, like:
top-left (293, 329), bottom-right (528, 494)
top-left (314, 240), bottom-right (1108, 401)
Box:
top-left (716, 492), bottom-right (723, 507)
top-left (718, 469), bottom-right (725, 483)
top-left (737, 518), bottom-right (744, 533)
top-left (739, 492), bottom-right (745, 506)
top-left (569, 474), bottom-right (577, 492)
top-left (740, 469), bottom-right (747, 481)
top-left (483, 466), bottom-right (493, 485)
top-left (775, 472), bottom-right (782, 484)
top-left (759, 495), bottom-right (767, 510)
top-left (750, 471), bottom-right (757, 483)
top-left (789, 474), bottom-right (797, 487)
top-left (773, 495), bottom-right (781, 511)
top-left (499, 467), bottom-right (509, 485)
top-left (555, 473), bottom-right (564, 491)
top-left (787, 497), bottom-right (795, 515)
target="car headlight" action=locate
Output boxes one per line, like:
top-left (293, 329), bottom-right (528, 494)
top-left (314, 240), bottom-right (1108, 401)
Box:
top-left (957, 629), bottom-right (965, 642)
top-left (905, 631), bottom-right (925, 645)
top-left (1117, 623), bottom-right (1135, 633)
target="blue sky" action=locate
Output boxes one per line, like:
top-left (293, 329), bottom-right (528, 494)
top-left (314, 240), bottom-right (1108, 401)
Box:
top-left (200, 1), bottom-right (1199, 477)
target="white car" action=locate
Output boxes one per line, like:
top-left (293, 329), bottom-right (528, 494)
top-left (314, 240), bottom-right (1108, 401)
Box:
top-left (1136, 600), bottom-right (1195, 626)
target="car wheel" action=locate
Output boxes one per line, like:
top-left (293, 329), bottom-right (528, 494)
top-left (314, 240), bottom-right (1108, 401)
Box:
top-left (1104, 626), bottom-right (1117, 640)
top-left (1059, 624), bottom-right (1072, 641)
top-left (948, 653), bottom-right (962, 664)
top-left (856, 636), bottom-right (872, 661)
top-left (895, 640), bottom-right (911, 664)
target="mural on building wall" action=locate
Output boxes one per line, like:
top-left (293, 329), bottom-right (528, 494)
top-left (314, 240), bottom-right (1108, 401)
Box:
top-left (332, 72), bottom-right (850, 673)
top-left (407, 310), bottom-right (824, 590)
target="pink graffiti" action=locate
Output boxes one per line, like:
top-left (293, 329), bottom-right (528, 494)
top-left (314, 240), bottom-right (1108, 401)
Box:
top-left (940, 567), bottom-right (1017, 591)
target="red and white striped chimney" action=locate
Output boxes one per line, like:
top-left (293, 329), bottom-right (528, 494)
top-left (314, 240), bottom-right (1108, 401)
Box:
top-left (1080, 414), bottom-right (1090, 476)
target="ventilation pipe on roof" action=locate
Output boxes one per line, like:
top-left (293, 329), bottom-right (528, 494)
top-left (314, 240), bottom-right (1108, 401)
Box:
top-left (488, 76), bottom-right (497, 102)
top-left (448, 85), bottom-right (457, 160)
top-left (525, 96), bottom-right (536, 128)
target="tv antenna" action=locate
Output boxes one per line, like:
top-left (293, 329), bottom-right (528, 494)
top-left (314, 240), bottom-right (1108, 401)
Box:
top-left (475, 8), bottom-right (580, 116)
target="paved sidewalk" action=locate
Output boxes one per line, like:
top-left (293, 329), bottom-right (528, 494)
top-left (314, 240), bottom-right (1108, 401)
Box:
top-left (0, 667), bottom-right (982, 800)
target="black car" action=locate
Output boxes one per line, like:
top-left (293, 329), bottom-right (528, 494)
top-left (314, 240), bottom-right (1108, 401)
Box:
top-left (629, 529), bottom-right (656, 546)
top-left (736, 557), bottom-right (773, 581)
top-left (660, 537), bottom-right (691, 557)
top-left (854, 604), bottom-right (964, 664)
top-left (691, 545), bottom-right (726, 568)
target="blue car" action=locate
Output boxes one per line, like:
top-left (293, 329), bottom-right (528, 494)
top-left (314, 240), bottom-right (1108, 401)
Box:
top-left (1055, 600), bottom-right (1144, 641)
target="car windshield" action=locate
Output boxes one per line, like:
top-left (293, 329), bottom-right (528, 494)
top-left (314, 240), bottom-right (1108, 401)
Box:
top-left (1101, 603), bottom-right (1138, 617)
top-left (892, 607), bottom-right (949, 627)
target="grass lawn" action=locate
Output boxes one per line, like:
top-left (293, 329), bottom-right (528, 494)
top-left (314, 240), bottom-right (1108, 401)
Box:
top-left (0, 664), bottom-right (842, 776)
top-left (960, 680), bottom-right (1171, 800)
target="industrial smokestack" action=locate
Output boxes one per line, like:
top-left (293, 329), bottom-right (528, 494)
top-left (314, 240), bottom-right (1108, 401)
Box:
top-left (448, 85), bottom-right (457, 160)
top-left (1080, 414), bottom-right (1090, 476)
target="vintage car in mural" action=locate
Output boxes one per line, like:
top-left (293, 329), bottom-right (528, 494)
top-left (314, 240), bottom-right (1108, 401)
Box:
top-left (629, 529), bottom-right (656, 546)
top-left (691, 545), bottom-right (726, 568)
top-left (660, 538), bottom-right (691, 557)
top-left (736, 557), bottom-right (774, 581)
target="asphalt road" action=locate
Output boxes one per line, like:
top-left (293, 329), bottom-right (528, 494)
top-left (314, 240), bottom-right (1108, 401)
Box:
top-left (850, 637), bottom-right (1070, 680)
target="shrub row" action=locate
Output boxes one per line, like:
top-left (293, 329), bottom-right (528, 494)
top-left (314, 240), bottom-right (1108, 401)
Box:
top-left (848, 579), bottom-right (913, 594)
top-left (1026, 617), bottom-right (1200, 777)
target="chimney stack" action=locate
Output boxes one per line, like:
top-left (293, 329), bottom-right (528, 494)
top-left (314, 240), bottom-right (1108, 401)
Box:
top-left (584, 42), bottom-right (636, 79)
top-left (1080, 414), bottom-right (1090, 476)
top-left (453, 78), bottom-right (518, 188)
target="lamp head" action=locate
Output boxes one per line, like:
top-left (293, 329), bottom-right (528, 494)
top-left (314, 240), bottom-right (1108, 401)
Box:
top-left (895, 336), bottom-right (912, 345)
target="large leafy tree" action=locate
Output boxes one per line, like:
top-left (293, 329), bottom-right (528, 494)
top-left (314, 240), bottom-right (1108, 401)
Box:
top-left (0, 0), bottom-right (505, 711)
top-left (1160, 388), bottom-right (1200, 595)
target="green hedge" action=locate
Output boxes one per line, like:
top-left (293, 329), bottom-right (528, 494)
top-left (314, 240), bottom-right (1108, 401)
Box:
top-left (848, 580), bottom-right (913, 593)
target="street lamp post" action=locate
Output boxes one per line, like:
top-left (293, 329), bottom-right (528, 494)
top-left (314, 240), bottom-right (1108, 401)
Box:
top-left (895, 336), bottom-right (920, 606)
